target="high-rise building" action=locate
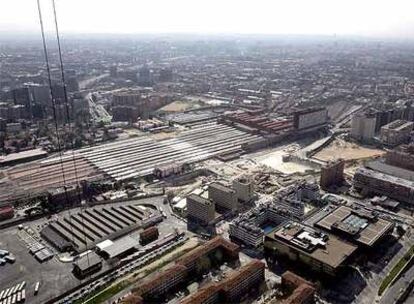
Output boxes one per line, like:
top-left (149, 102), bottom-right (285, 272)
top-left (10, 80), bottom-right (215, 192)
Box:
top-left (232, 176), bottom-right (254, 203)
top-left (350, 113), bottom-right (376, 142)
top-left (186, 194), bottom-right (215, 225)
top-left (320, 159), bottom-right (345, 190)
top-left (208, 182), bottom-right (238, 211)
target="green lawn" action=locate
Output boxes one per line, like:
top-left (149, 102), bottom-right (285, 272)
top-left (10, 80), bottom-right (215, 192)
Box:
top-left (378, 244), bottom-right (414, 296)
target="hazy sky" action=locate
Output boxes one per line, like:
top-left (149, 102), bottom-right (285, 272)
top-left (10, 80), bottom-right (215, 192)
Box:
top-left (2, 0), bottom-right (414, 38)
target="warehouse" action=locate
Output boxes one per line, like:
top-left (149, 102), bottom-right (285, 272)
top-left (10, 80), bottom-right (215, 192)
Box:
top-left (99, 236), bottom-right (139, 259)
top-left (41, 203), bottom-right (160, 253)
top-left (73, 252), bottom-right (102, 278)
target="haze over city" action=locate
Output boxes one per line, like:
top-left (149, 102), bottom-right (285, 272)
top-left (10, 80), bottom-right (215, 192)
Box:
top-left (1, 0), bottom-right (414, 38)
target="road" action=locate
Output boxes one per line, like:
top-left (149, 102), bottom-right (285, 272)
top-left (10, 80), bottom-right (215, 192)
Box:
top-left (380, 248), bottom-right (414, 304)
top-left (79, 73), bottom-right (109, 90)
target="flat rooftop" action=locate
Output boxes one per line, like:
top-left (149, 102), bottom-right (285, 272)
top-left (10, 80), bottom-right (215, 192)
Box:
top-left (209, 182), bottom-right (235, 194)
top-left (355, 168), bottom-right (414, 189)
top-left (315, 205), bottom-right (394, 247)
top-left (382, 120), bottom-right (414, 131)
top-left (0, 148), bottom-right (47, 165)
top-left (267, 221), bottom-right (357, 269)
top-left (187, 193), bottom-right (214, 206)
top-left (366, 160), bottom-right (414, 182)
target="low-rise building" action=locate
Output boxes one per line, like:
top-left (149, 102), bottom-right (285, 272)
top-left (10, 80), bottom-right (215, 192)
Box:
top-left (73, 252), bottom-right (102, 278)
top-left (264, 221), bottom-right (357, 276)
top-left (385, 144), bottom-right (414, 171)
top-left (380, 119), bottom-right (414, 147)
top-left (133, 264), bottom-right (188, 301)
top-left (315, 205), bottom-right (394, 247)
top-left (180, 260), bottom-right (265, 304)
top-left (354, 167), bottom-right (414, 205)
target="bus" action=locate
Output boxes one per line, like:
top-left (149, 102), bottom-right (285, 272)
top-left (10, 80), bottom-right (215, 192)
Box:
top-left (34, 282), bottom-right (40, 296)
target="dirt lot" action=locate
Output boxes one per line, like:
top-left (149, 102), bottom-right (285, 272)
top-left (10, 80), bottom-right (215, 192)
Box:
top-left (160, 101), bottom-right (196, 112)
top-left (313, 138), bottom-right (385, 162)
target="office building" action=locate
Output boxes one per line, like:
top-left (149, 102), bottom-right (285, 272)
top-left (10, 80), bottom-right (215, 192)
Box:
top-left (208, 182), bottom-right (238, 211)
top-left (186, 194), bottom-right (215, 225)
top-left (264, 221), bottom-right (357, 276)
top-left (320, 159), bottom-right (345, 190)
top-left (380, 120), bottom-right (414, 146)
top-left (315, 205), bottom-right (394, 247)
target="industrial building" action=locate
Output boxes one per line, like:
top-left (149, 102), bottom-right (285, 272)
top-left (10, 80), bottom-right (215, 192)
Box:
top-left (0, 148), bottom-right (47, 167)
top-left (208, 182), bottom-right (238, 211)
top-left (222, 111), bottom-right (294, 135)
top-left (99, 236), bottom-right (140, 260)
top-left (385, 144), bottom-right (414, 171)
top-left (380, 120), bottom-right (414, 147)
top-left (232, 175), bottom-right (255, 203)
top-left (186, 194), bottom-right (215, 225)
top-left (354, 168), bottom-right (414, 205)
top-left (320, 159), bottom-right (345, 190)
top-left (40, 203), bottom-right (161, 252)
top-left (0, 122), bottom-right (262, 203)
top-left (351, 113), bottom-right (377, 142)
top-left (0, 205), bottom-right (14, 222)
top-left (264, 221), bottom-right (357, 276)
top-left (139, 226), bottom-right (159, 245)
top-left (315, 205), bottom-right (394, 247)
top-left (73, 252), bottom-right (102, 278)
top-left (292, 107), bottom-right (328, 132)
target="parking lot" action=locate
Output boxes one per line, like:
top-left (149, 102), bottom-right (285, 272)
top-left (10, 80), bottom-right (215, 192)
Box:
top-left (0, 226), bottom-right (78, 304)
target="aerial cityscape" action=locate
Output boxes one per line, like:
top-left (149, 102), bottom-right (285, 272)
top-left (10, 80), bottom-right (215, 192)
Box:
top-left (2, 1), bottom-right (414, 304)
